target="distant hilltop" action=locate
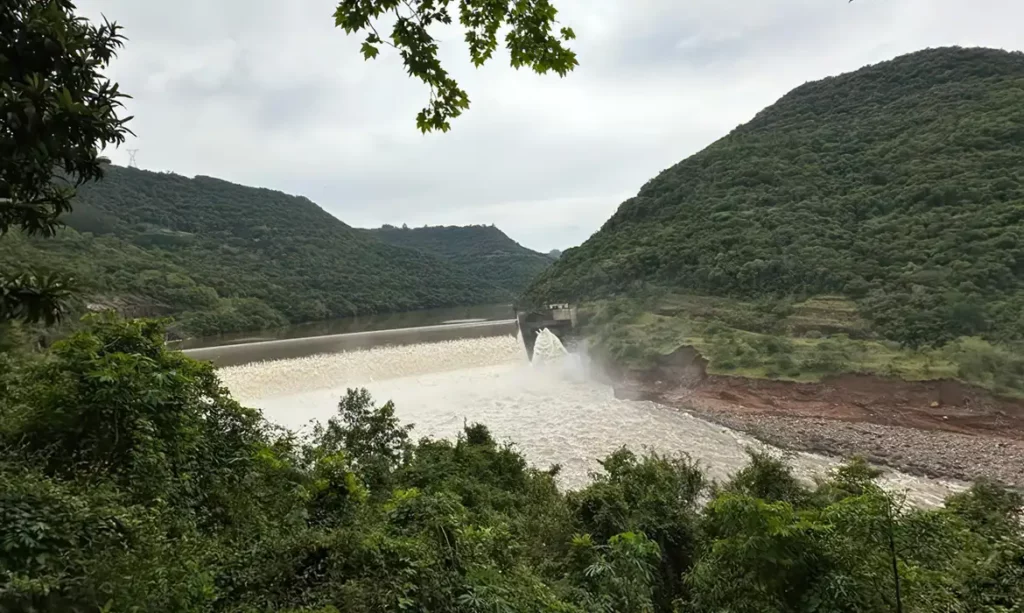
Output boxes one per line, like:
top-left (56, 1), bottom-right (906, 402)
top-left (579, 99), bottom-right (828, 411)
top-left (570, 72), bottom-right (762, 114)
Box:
top-left (527, 46), bottom-right (1024, 348)
top-left (0, 166), bottom-right (551, 337)
top-left (363, 224), bottom-right (552, 296)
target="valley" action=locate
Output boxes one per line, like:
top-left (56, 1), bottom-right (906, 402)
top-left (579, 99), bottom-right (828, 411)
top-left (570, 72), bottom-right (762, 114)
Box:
top-left (5, 2), bottom-right (1024, 606)
top-left (0, 167), bottom-right (551, 339)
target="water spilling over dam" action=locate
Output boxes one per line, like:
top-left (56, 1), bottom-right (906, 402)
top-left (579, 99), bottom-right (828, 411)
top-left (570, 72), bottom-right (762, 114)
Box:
top-left (215, 326), bottom-right (965, 506)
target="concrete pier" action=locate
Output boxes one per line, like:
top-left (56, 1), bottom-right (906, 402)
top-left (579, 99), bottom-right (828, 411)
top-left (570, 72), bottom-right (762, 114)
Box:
top-left (516, 304), bottom-right (578, 360)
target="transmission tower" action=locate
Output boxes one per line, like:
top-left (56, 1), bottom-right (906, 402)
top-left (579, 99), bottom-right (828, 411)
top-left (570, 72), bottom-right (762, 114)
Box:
top-left (127, 149), bottom-right (139, 168)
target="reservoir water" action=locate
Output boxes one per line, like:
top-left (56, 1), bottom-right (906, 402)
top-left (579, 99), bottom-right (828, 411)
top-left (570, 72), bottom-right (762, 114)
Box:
top-left (177, 303), bottom-right (515, 350)
top-left (205, 321), bottom-right (966, 507)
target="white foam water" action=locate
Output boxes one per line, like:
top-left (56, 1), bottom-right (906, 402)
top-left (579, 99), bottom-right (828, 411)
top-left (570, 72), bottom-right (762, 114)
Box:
top-left (531, 328), bottom-right (569, 363)
top-left (219, 335), bottom-right (523, 403)
top-left (219, 334), bottom-right (966, 506)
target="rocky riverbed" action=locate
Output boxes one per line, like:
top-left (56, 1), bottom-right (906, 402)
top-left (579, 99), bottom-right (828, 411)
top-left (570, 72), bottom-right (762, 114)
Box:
top-left (609, 346), bottom-right (1024, 487)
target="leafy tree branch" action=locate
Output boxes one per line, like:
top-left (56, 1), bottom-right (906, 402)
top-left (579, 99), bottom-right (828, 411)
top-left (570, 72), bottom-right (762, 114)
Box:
top-left (0, 0), bottom-right (132, 323)
top-left (334, 0), bottom-right (578, 132)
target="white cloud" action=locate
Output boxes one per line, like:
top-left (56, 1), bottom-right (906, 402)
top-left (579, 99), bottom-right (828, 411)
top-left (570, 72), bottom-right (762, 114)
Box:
top-left (77, 0), bottom-right (1024, 252)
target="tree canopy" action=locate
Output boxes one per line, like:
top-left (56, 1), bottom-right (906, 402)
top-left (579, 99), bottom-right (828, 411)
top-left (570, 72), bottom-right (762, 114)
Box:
top-left (366, 223), bottom-right (552, 295)
top-left (0, 0), bottom-right (132, 325)
top-left (527, 47), bottom-right (1024, 348)
top-left (1, 316), bottom-right (1022, 611)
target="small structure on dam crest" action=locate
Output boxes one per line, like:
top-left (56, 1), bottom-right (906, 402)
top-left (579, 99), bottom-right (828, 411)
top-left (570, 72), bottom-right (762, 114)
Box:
top-left (516, 303), bottom-right (578, 360)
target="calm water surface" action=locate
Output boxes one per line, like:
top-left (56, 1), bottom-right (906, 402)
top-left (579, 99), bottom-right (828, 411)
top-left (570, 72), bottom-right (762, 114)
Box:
top-left (178, 303), bottom-right (514, 349)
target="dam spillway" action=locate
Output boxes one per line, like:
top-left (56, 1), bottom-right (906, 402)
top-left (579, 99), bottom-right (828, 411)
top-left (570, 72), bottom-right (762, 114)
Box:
top-left (207, 322), bottom-right (966, 507)
top-left (183, 318), bottom-right (518, 367)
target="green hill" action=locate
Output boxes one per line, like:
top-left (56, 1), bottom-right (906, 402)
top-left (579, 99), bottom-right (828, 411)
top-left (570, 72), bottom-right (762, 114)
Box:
top-left (0, 166), bottom-right (509, 337)
top-left (366, 224), bottom-right (553, 295)
top-left (527, 47), bottom-right (1024, 349)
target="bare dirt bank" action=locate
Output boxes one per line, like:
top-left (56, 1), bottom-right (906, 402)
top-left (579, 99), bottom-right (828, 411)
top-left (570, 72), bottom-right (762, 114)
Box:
top-left (606, 347), bottom-right (1024, 486)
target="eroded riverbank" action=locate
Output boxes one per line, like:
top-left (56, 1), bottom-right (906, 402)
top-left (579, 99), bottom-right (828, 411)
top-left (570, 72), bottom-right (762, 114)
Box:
top-left (608, 346), bottom-right (1024, 486)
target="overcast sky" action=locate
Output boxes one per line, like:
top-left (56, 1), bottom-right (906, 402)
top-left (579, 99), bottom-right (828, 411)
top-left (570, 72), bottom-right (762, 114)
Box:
top-left (76, 0), bottom-right (1023, 252)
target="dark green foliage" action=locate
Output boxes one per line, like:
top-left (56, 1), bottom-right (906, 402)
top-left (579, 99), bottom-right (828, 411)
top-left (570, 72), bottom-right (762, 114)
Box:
top-left (1, 317), bottom-right (1022, 612)
top-left (0, 317), bottom-right (305, 611)
top-left (334, 0), bottom-right (577, 132)
top-left (719, 449), bottom-right (810, 505)
top-left (0, 0), bottom-right (131, 235)
top-left (528, 47), bottom-right (1024, 348)
top-left (310, 388), bottom-right (412, 499)
top-left (367, 224), bottom-right (552, 295)
top-left (3, 315), bottom-right (269, 518)
top-left (945, 480), bottom-right (1024, 540)
top-left (945, 337), bottom-right (1024, 395)
top-left (0, 0), bottom-right (132, 326)
top-left (569, 449), bottom-right (705, 611)
top-left (0, 166), bottom-right (522, 337)
top-left (0, 271), bottom-right (74, 325)
top-left (564, 531), bottom-right (661, 613)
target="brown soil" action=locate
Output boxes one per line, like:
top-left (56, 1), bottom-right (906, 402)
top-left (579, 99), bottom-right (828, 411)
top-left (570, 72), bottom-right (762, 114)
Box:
top-left (606, 346), bottom-right (1024, 486)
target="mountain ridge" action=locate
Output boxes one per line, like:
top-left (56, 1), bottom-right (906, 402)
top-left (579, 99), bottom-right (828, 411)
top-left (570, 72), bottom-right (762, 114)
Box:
top-left (364, 224), bottom-right (553, 295)
top-left (527, 46), bottom-right (1024, 347)
top-left (0, 166), bottom-right (533, 336)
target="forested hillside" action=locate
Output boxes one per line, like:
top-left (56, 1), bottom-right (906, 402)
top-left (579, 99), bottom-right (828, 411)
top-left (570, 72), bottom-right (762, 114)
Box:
top-left (0, 167), bottom-right (511, 337)
top-left (527, 47), bottom-right (1024, 348)
top-left (366, 224), bottom-right (553, 294)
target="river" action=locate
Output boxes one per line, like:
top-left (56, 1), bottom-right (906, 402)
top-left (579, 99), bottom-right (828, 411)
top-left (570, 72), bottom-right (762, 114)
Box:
top-left (198, 318), bottom-right (966, 507)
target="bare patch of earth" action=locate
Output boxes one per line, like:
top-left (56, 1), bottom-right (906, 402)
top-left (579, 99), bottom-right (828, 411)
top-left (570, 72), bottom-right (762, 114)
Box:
top-left (608, 347), bottom-right (1024, 486)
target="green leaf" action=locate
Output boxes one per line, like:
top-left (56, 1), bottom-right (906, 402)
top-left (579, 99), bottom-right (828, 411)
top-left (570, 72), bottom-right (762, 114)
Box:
top-left (332, 0), bottom-right (576, 131)
top-left (361, 41), bottom-right (380, 60)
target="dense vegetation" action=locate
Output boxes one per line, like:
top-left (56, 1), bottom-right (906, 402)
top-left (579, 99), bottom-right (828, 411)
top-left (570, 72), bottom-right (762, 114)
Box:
top-left (0, 167), bottom-right (529, 338)
top-left (528, 47), bottom-right (1024, 349)
top-left (11, 5), bottom-right (1020, 613)
top-left (582, 292), bottom-right (1024, 398)
top-left (1, 316), bottom-right (1021, 612)
top-left (3, 5), bottom-right (1021, 609)
top-left (0, 0), bottom-right (131, 327)
top-left (366, 224), bottom-right (553, 295)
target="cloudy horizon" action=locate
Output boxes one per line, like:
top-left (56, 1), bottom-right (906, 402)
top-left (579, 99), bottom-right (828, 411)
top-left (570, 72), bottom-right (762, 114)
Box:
top-left (77, 0), bottom-right (1023, 253)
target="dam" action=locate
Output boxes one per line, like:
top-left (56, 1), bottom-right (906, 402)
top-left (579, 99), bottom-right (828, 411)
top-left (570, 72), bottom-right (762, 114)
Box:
top-left (189, 316), bottom-right (966, 506)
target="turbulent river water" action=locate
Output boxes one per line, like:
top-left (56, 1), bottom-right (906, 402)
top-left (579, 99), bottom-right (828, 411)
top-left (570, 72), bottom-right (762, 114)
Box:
top-left (217, 330), bottom-right (965, 507)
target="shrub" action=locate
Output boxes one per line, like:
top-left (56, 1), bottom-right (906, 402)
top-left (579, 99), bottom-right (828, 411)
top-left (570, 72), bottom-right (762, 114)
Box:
top-left (2, 317), bottom-right (1022, 612)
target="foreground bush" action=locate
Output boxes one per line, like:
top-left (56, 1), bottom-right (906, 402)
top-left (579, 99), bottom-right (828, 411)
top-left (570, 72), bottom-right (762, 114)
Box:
top-left (1, 317), bottom-right (1022, 612)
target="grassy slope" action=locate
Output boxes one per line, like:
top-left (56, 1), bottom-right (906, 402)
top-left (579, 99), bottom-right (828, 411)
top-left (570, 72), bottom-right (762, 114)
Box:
top-left (584, 292), bottom-right (1024, 398)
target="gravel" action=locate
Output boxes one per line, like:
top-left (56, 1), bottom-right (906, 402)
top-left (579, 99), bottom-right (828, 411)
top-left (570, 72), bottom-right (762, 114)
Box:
top-left (611, 377), bottom-right (1024, 488)
top-left (670, 402), bottom-right (1024, 487)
